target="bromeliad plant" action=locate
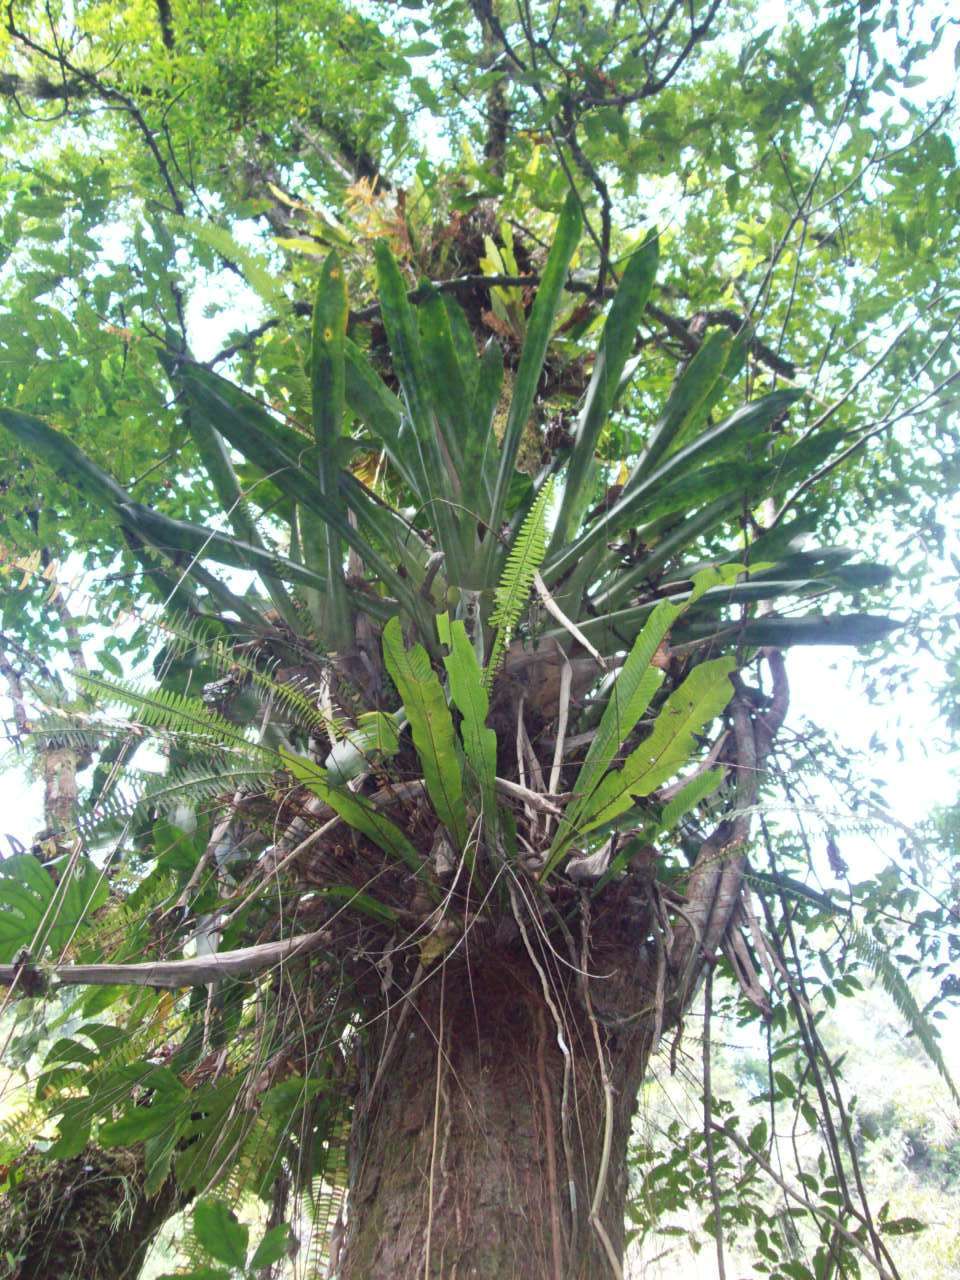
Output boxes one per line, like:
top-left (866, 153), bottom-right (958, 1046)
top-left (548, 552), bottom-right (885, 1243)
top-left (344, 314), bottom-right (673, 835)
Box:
top-left (0, 196), bottom-right (901, 1279)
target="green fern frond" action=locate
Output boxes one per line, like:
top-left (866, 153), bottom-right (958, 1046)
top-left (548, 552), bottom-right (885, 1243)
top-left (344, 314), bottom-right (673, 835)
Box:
top-left (152, 610), bottom-right (345, 740)
top-left (140, 761), bottom-right (278, 812)
top-left (71, 873), bottom-right (176, 956)
top-left (486, 477), bottom-right (554, 684)
top-left (76, 762), bottom-right (278, 841)
top-left (0, 1101), bottom-right (46, 1160)
top-left (26, 712), bottom-right (111, 753)
top-left (154, 609), bottom-right (230, 663)
top-left (849, 925), bottom-right (960, 1106)
top-left (80, 673), bottom-right (255, 751)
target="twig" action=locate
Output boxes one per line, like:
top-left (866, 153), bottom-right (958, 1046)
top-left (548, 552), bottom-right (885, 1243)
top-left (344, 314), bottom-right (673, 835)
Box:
top-left (712, 1121), bottom-right (898, 1280)
top-left (533, 571), bottom-right (607, 669)
top-left (579, 895), bottom-right (623, 1279)
top-left (702, 967), bottom-right (727, 1280)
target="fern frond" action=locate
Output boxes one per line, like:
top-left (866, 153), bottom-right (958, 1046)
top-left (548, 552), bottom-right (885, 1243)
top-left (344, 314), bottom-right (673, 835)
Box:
top-left (486, 477), bottom-right (554, 684)
top-left (0, 1100), bottom-right (47, 1160)
top-left (151, 610), bottom-right (346, 740)
top-left (26, 711), bottom-right (112, 753)
top-left (849, 925), bottom-right (960, 1106)
top-left (71, 873), bottom-right (176, 956)
top-left (76, 762), bottom-right (279, 842)
top-left (80, 674), bottom-right (255, 751)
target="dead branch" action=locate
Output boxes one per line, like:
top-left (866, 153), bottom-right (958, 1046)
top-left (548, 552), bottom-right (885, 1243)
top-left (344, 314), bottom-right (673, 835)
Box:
top-left (0, 927), bottom-right (330, 991)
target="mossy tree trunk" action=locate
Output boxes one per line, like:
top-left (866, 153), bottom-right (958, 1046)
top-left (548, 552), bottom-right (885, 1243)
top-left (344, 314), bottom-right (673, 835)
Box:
top-left (340, 896), bottom-right (657, 1280)
top-left (1, 1145), bottom-right (181, 1280)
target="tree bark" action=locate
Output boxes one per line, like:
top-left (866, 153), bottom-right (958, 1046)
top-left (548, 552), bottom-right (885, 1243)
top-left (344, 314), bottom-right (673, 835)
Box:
top-left (0, 1144), bottom-right (181, 1280)
top-left (340, 897), bottom-right (656, 1280)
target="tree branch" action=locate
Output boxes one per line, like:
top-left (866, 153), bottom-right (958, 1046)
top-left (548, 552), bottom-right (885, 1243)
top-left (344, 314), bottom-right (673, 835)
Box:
top-left (0, 927), bottom-right (331, 992)
top-left (205, 274), bottom-right (794, 380)
top-left (155, 0), bottom-right (175, 51)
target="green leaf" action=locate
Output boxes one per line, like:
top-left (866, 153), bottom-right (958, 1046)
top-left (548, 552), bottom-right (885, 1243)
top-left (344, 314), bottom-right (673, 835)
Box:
top-left (179, 364), bottom-right (421, 620)
top-left (324, 710), bottom-right (403, 783)
top-left (418, 287), bottom-right (469, 476)
top-left (0, 853), bottom-right (109, 963)
top-left (579, 655), bottom-right (735, 832)
top-left (100, 1102), bottom-right (184, 1147)
top-left (419, 290), bottom-right (494, 531)
top-left (0, 407), bottom-right (130, 509)
top-left (0, 405), bottom-right (333, 601)
top-left (305, 250), bottom-right (352, 648)
top-left (879, 1216), bottom-right (927, 1237)
top-left (675, 612), bottom-right (901, 648)
top-left (172, 216), bottom-right (284, 305)
top-left (160, 356), bottom-right (296, 625)
top-left (374, 242), bottom-right (465, 579)
top-left (486, 477), bottom-right (554, 683)
top-left (544, 566), bottom-right (740, 874)
top-left (250, 1223), bottom-right (294, 1269)
top-left (344, 339), bottom-right (420, 493)
top-left (563, 602), bottom-right (677, 817)
top-left (548, 389), bottom-right (802, 580)
top-left (192, 1198), bottom-right (249, 1269)
top-left (657, 766), bottom-right (725, 832)
top-left (628, 328), bottom-right (736, 484)
top-left (319, 886), bottom-right (399, 922)
top-left (382, 617), bottom-right (467, 845)
top-left (850, 926), bottom-right (960, 1106)
top-left (554, 233), bottom-right (659, 543)
top-left (281, 749), bottom-right (427, 877)
top-left (438, 614), bottom-right (498, 834)
top-left (486, 192), bottom-right (581, 555)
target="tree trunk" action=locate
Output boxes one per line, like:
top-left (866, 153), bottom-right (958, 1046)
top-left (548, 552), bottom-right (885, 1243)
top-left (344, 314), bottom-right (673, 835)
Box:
top-left (340, 896), bottom-right (656, 1280)
top-left (0, 1144), bottom-right (181, 1280)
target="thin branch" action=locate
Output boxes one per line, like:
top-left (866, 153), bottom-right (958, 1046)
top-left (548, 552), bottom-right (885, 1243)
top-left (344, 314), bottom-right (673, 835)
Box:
top-left (6, 5), bottom-right (186, 216)
top-left (0, 643), bottom-right (29, 738)
top-left (702, 967), bottom-right (727, 1280)
top-left (712, 1121), bottom-right (898, 1280)
top-left (205, 274), bottom-right (791, 380)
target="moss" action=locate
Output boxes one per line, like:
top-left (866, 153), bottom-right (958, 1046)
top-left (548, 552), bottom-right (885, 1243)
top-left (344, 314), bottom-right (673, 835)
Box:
top-left (0, 1144), bottom-right (177, 1280)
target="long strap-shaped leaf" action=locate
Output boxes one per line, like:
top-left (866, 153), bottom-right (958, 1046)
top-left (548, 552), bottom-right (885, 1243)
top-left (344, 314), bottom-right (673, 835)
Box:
top-left (344, 339), bottom-right (420, 493)
top-left (178, 365), bottom-right (423, 622)
top-left (543, 564), bottom-right (743, 875)
top-left (592, 765), bottom-right (726, 892)
top-left (168, 371), bottom-right (298, 626)
top-left (546, 388), bottom-right (802, 582)
top-left (374, 243), bottom-right (467, 583)
top-left (578, 656), bottom-right (736, 834)
top-left (382, 617), bottom-right (468, 847)
top-left (282, 749), bottom-right (428, 879)
top-left (437, 614), bottom-right (498, 837)
top-left (553, 233), bottom-right (659, 546)
top-left (302, 251), bottom-right (352, 649)
top-left (485, 193), bottom-right (581, 575)
top-left (625, 325), bottom-right (750, 488)
top-left (590, 496), bottom-right (738, 612)
top-left (0, 404), bottom-right (334, 596)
